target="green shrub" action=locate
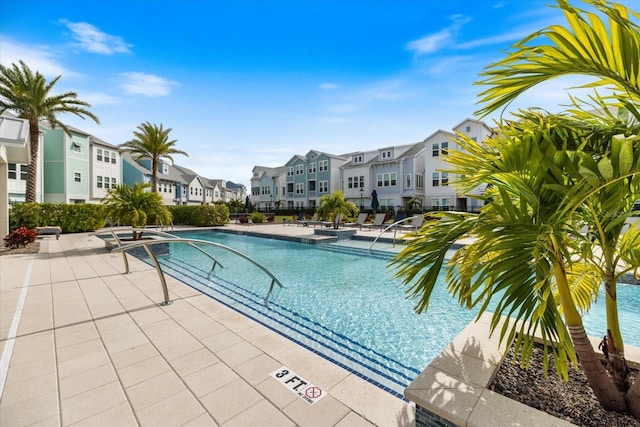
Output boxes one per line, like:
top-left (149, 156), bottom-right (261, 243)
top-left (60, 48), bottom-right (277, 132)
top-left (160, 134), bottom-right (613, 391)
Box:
top-left (251, 212), bottom-right (266, 223)
top-left (9, 203), bottom-right (106, 233)
top-left (168, 204), bottom-right (229, 226)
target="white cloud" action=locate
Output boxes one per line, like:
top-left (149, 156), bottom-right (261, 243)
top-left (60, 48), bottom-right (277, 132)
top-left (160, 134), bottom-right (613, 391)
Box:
top-left (80, 92), bottom-right (121, 105)
top-left (119, 72), bottom-right (177, 97)
top-left (406, 14), bottom-right (471, 55)
top-left (0, 37), bottom-right (77, 77)
top-left (319, 83), bottom-right (339, 90)
top-left (61, 20), bottom-right (132, 55)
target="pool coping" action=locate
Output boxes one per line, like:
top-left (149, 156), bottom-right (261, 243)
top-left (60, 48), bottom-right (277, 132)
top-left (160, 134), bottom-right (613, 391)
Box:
top-left (406, 312), bottom-right (640, 426)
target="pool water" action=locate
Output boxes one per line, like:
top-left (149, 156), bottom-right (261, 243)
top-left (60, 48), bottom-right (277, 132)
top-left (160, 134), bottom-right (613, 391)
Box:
top-left (148, 230), bottom-right (640, 398)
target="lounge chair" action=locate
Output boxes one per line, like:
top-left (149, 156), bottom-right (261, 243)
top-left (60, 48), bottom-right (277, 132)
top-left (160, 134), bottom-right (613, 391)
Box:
top-left (298, 213), bottom-right (319, 227)
top-left (360, 213), bottom-right (387, 230)
top-left (288, 212), bottom-right (305, 226)
top-left (346, 213), bottom-right (368, 228)
top-left (400, 214), bottom-right (424, 231)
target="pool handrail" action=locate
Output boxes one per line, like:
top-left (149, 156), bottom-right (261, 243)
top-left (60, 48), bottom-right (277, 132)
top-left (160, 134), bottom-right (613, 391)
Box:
top-left (368, 215), bottom-right (423, 253)
top-left (109, 236), bottom-right (285, 306)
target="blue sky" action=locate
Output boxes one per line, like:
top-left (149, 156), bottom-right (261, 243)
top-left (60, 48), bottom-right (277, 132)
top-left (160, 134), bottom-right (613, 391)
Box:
top-left (2, 0), bottom-right (638, 187)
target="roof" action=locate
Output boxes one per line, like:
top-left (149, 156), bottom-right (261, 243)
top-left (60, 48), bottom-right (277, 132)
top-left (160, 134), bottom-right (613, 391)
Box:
top-left (0, 114), bottom-right (30, 164)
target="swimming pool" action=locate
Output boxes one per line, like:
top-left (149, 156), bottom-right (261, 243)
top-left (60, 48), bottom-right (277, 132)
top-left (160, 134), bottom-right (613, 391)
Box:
top-left (145, 230), bottom-right (640, 398)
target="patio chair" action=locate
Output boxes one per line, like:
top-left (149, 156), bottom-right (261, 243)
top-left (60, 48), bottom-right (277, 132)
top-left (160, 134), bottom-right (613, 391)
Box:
top-left (288, 212), bottom-right (305, 226)
top-left (298, 213), bottom-right (319, 227)
top-left (400, 214), bottom-right (424, 231)
top-left (360, 213), bottom-right (387, 230)
top-left (345, 212), bottom-right (368, 228)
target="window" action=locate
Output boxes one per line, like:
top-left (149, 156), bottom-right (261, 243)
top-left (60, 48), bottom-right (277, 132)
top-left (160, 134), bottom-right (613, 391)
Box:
top-left (416, 173), bottom-right (424, 189)
top-left (261, 185), bottom-right (271, 195)
top-left (287, 166), bottom-right (294, 176)
top-left (308, 162), bottom-right (316, 174)
top-left (252, 187), bottom-right (260, 196)
top-left (406, 174), bottom-right (411, 188)
top-left (381, 150), bottom-right (392, 159)
top-left (348, 176), bottom-right (365, 189)
top-left (104, 177), bottom-right (110, 189)
top-left (295, 183), bottom-right (304, 194)
top-left (441, 172), bottom-right (449, 186)
top-left (97, 149), bottom-right (103, 161)
top-left (7, 163), bottom-right (25, 180)
top-left (74, 172), bottom-right (82, 183)
top-left (353, 155), bottom-right (363, 164)
top-left (319, 180), bottom-right (328, 193)
top-left (432, 143), bottom-right (439, 157)
top-left (287, 183), bottom-right (294, 193)
top-left (97, 176), bottom-right (103, 188)
top-left (432, 172), bottom-right (440, 187)
top-left (466, 125), bottom-right (471, 132)
top-left (441, 142), bottom-right (448, 155)
top-left (441, 198), bottom-right (451, 210)
top-left (8, 163), bottom-right (16, 179)
top-left (308, 180), bottom-right (316, 191)
top-left (376, 172), bottom-right (397, 187)
top-left (111, 152), bottom-right (117, 164)
top-left (111, 178), bottom-right (116, 188)
top-left (319, 160), bottom-right (328, 172)
top-left (72, 143), bottom-right (82, 153)
top-left (432, 198), bottom-right (440, 209)
top-left (295, 164), bottom-right (304, 175)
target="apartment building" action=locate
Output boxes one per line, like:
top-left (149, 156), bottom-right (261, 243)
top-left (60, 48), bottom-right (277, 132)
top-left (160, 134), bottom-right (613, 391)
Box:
top-left (250, 118), bottom-right (493, 213)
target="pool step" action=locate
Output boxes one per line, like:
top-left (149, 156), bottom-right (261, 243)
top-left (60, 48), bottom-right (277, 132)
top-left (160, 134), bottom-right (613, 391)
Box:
top-left (153, 256), bottom-right (417, 397)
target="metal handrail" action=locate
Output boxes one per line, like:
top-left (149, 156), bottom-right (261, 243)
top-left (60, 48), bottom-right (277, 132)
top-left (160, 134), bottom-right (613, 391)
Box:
top-left (368, 215), bottom-right (421, 253)
top-left (110, 237), bottom-right (284, 306)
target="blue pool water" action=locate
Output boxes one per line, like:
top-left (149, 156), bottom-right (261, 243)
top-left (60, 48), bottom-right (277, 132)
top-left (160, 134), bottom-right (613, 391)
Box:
top-left (145, 230), bottom-right (640, 398)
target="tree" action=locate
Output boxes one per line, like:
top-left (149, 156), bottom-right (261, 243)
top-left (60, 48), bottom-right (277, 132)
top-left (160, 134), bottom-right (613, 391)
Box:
top-left (317, 191), bottom-right (358, 229)
top-left (392, 0), bottom-right (640, 417)
top-left (102, 183), bottom-right (172, 240)
top-left (119, 122), bottom-right (188, 193)
top-left (0, 60), bottom-right (99, 202)
top-left (475, 0), bottom-right (640, 415)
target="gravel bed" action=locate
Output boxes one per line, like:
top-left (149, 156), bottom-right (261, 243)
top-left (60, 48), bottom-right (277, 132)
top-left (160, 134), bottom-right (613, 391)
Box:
top-left (0, 241), bottom-right (40, 256)
top-left (491, 342), bottom-right (639, 427)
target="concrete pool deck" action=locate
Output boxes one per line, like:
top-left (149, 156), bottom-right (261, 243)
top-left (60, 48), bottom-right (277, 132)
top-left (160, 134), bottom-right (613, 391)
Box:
top-left (2, 222), bottom-right (632, 426)
top-left (0, 225), bottom-right (414, 426)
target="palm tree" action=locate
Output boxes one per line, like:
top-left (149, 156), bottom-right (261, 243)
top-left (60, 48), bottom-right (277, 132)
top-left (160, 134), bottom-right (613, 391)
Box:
top-left (102, 183), bottom-right (172, 240)
top-left (391, 111), bottom-right (640, 414)
top-left (119, 122), bottom-right (188, 193)
top-left (0, 60), bottom-right (100, 202)
top-left (474, 0), bottom-right (640, 415)
top-left (317, 191), bottom-right (358, 229)
top-left (392, 0), bottom-right (640, 417)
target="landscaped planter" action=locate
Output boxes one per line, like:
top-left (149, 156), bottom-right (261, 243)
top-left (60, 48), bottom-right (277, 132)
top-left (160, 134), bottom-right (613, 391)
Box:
top-left (313, 228), bottom-right (357, 240)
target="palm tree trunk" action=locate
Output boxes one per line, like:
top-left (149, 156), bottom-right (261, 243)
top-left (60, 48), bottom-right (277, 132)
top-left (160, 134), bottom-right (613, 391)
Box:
top-left (626, 376), bottom-right (640, 418)
top-left (552, 252), bottom-right (627, 411)
top-left (605, 279), bottom-right (631, 392)
top-left (25, 119), bottom-right (39, 203)
top-left (567, 324), bottom-right (627, 411)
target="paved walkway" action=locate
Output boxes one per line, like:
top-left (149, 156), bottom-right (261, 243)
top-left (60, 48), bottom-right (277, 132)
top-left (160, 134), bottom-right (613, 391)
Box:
top-left (0, 225), bottom-right (414, 426)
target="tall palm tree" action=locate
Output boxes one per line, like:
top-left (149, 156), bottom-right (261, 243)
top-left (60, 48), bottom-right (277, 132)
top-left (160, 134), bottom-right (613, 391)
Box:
top-left (102, 183), bottom-right (172, 240)
top-left (0, 60), bottom-right (100, 202)
top-left (119, 121), bottom-right (188, 193)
